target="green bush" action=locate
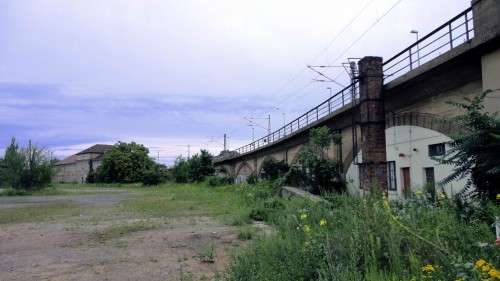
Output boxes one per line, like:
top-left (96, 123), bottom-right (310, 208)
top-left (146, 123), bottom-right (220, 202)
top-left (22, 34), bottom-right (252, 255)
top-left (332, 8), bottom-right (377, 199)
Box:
top-left (246, 174), bottom-right (258, 185)
top-left (142, 166), bottom-right (162, 186)
top-left (293, 126), bottom-right (346, 194)
top-left (249, 207), bottom-right (268, 221)
top-left (260, 159), bottom-right (289, 181)
top-left (207, 176), bottom-right (234, 187)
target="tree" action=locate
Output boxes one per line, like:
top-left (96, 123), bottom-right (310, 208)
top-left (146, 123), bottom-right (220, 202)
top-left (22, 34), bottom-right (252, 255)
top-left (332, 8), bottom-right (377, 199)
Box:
top-left (20, 140), bottom-right (53, 189)
top-left (188, 149), bottom-right (214, 182)
top-left (1, 138), bottom-right (24, 188)
top-left (171, 150), bottom-right (215, 183)
top-left (96, 142), bottom-right (155, 183)
top-left (294, 127), bottom-right (345, 194)
top-left (0, 138), bottom-right (53, 190)
top-left (171, 156), bottom-right (190, 183)
top-left (438, 91), bottom-right (500, 199)
top-left (261, 158), bottom-right (289, 181)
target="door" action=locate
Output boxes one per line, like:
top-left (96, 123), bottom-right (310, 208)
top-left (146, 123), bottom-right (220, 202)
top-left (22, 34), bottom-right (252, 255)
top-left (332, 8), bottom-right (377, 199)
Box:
top-left (424, 167), bottom-right (436, 198)
top-left (401, 167), bottom-right (411, 197)
top-left (424, 167), bottom-right (435, 188)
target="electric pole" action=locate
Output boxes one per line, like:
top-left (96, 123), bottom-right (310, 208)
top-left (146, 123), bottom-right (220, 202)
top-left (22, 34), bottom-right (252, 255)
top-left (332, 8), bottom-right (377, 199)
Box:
top-left (223, 134), bottom-right (227, 151)
top-left (267, 114), bottom-right (271, 136)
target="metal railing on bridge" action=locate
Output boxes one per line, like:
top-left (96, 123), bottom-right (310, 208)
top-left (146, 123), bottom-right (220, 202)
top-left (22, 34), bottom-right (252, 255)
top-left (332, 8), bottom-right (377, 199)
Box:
top-left (383, 7), bottom-right (474, 82)
top-left (216, 5), bottom-right (477, 162)
top-left (226, 83), bottom-right (358, 158)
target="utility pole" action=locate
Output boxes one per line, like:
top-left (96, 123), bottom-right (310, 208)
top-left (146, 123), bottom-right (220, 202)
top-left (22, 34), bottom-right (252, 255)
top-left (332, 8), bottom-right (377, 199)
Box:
top-left (267, 114), bottom-right (271, 136)
top-left (187, 144), bottom-right (190, 159)
top-left (157, 151), bottom-right (160, 162)
top-left (223, 134), bottom-right (227, 151)
top-left (244, 115), bottom-right (272, 139)
top-left (248, 125), bottom-right (255, 141)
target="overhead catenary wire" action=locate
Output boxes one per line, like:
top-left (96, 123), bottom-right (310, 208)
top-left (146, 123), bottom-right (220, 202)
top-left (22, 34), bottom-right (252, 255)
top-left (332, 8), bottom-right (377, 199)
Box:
top-left (271, 0), bottom-right (378, 106)
top-left (272, 0), bottom-right (406, 110)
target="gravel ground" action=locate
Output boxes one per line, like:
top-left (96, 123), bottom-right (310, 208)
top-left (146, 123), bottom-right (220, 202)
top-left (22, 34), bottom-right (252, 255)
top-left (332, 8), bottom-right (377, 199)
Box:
top-left (0, 190), bottom-right (242, 281)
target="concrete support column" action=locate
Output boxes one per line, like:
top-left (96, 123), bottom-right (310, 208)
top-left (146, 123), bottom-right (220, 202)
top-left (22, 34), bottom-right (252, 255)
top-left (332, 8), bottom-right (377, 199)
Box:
top-left (472, 0), bottom-right (500, 44)
top-left (357, 56), bottom-right (388, 192)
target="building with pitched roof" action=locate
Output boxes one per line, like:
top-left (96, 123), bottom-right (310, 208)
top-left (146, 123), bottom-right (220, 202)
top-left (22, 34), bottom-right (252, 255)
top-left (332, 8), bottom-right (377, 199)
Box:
top-left (54, 144), bottom-right (113, 183)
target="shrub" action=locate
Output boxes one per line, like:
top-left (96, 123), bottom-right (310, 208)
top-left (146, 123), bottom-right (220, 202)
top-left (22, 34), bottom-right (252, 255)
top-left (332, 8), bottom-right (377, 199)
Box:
top-left (249, 207), bottom-right (268, 221)
top-left (207, 176), bottom-right (233, 187)
top-left (142, 166), bottom-right (162, 186)
top-left (296, 126), bottom-right (346, 194)
top-left (246, 174), bottom-right (258, 185)
top-left (0, 138), bottom-right (53, 190)
top-left (260, 159), bottom-right (289, 180)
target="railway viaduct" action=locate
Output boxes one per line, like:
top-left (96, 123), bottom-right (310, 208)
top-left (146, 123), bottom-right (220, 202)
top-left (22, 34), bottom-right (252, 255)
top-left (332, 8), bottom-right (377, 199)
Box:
top-left (214, 0), bottom-right (500, 196)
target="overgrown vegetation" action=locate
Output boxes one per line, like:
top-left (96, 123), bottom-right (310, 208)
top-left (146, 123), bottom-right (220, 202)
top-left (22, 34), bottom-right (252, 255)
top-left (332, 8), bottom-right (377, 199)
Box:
top-left (0, 137), bottom-right (53, 191)
top-left (171, 149), bottom-right (215, 183)
top-left (439, 90), bottom-right (500, 200)
top-left (220, 183), bottom-right (500, 281)
top-left (292, 126), bottom-right (345, 194)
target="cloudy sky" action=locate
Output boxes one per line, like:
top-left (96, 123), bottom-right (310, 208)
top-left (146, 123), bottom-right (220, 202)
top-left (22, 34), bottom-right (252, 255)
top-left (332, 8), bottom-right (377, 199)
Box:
top-left (0, 0), bottom-right (469, 164)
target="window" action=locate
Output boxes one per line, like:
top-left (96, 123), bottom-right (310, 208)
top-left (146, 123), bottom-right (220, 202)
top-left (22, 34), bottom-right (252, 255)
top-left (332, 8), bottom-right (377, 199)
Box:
top-left (424, 167), bottom-right (435, 188)
top-left (428, 143), bottom-right (446, 157)
top-left (387, 161), bottom-right (397, 191)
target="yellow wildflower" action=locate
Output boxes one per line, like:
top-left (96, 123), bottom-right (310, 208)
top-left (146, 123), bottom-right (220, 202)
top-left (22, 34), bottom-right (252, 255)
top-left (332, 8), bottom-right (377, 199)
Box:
top-left (303, 225), bottom-right (311, 233)
top-left (415, 190), bottom-right (423, 197)
top-left (383, 196), bottom-right (389, 209)
top-left (496, 194), bottom-right (500, 200)
top-left (489, 269), bottom-right (500, 278)
top-left (421, 264), bottom-right (435, 274)
top-left (300, 213), bottom-right (308, 220)
top-left (319, 218), bottom-right (327, 226)
top-left (476, 259), bottom-right (487, 268)
top-left (482, 264), bottom-right (491, 272)
top-left (454, 278), bottom-right (463, 281)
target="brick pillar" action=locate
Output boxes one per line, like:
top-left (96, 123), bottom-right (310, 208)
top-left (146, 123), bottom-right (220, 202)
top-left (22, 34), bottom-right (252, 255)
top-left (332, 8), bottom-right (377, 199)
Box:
top-left (357, 57), bottom-right (388, 192)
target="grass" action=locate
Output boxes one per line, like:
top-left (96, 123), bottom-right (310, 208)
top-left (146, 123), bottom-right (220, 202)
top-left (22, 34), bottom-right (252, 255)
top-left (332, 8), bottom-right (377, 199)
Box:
top-left (0, 186), bottom-right (68, 196)
top-left (198, 243), bottom-right (217, 263)
top-left (237, 226), bottom-right (256, 240)
top-left (119, 182), bottom-right (253, 221)
top-left (92, 220), bottom-right (160, 243)
top-left (0, 203), bottom-right (82, 224)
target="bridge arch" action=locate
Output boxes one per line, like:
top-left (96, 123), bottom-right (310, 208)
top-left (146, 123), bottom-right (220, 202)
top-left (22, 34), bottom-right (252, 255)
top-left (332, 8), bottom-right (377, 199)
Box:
top-left (216, 164), bottom-right (234, 178)
top-left (385, 111), bottom-right (465, 137)
top-left (256, 155), bottom-right (278, 176)
top-left (235, 161), bottom-right (255, 183)
top-left (343, 111), bottom-right (465, 172)
top-left (345, 111), bottom-right (469, 197)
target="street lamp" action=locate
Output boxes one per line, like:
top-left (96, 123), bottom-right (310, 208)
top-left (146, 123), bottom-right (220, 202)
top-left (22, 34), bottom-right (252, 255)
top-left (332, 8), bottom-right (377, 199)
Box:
top-left (410, 30), bottom-right (420, 67)
top-left (326, 87), bottom-right (333, 98)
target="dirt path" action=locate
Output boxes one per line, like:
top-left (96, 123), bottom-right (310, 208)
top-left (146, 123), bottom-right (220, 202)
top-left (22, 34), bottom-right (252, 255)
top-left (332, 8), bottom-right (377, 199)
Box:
top-left (0, 190), bottom-right (243, 281)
